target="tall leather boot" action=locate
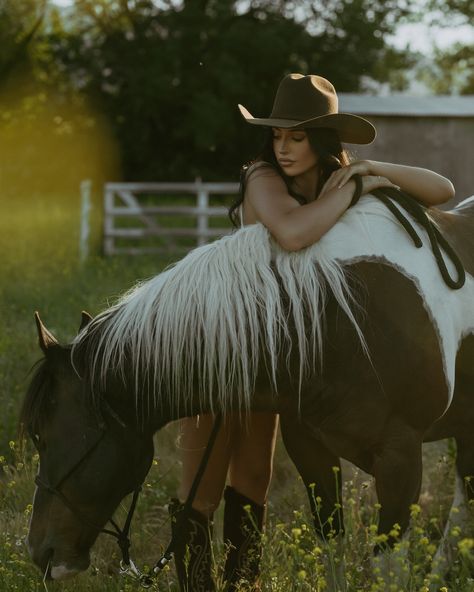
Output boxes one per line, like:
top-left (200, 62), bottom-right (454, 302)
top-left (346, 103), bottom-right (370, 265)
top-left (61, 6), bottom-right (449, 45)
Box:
top-left (223, 486), bottom-right (266, 591)
top-left (169, 499), bottom-right (216, 592)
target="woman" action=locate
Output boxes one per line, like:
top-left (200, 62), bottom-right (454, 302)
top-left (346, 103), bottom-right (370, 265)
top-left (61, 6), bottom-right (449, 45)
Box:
top-left (172, 73), bottom-right (454, 592)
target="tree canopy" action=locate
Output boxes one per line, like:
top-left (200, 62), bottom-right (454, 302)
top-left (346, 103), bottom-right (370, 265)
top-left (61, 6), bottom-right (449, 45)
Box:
top-left (46, 0), bottom-right (416, 181)
top-left (421, 0), bottom-right (474, 94)
top-left (1, 0), bottom-right (469, 192)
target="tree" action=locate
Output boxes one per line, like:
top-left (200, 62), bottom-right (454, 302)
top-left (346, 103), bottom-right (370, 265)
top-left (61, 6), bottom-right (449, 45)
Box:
top-left (0, 0), bottom-right (46, 84)
top-left (0, 1), bottom-right (119, 199)
top-left (47, 0), bottom-right (416, 181)
top-left (417, 0), bottom-right (474, 94)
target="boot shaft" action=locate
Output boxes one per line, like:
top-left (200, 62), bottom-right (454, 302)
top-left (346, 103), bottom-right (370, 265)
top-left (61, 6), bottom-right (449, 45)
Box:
top-left (223, 487), bottom-right (266, 591)
top-left (169, 499), bottom-right (216, 592)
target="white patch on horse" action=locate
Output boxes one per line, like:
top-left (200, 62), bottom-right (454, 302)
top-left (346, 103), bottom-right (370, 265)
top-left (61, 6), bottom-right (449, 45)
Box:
top-left (319, 195), bottom-right (474, 408)
top-left (50, 564), bottom-right (81, 580)
top-left (74, 195), bottom-right (474, 414)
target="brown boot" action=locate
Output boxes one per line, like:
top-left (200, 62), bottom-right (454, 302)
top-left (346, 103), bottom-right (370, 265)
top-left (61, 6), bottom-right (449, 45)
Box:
top-left (223, 486), bottom-right (265, 591)
top-left (169, 499), bottom-right (216, 592)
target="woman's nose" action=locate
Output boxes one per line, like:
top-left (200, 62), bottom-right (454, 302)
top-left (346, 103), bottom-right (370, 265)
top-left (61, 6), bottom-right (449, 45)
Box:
top-left (277, 139), bottom-right (288, 154)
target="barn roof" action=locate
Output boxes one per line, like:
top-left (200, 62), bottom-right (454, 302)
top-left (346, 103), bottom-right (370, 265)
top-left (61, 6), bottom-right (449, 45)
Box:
top-left (339, 94), bottom-right (474, 117)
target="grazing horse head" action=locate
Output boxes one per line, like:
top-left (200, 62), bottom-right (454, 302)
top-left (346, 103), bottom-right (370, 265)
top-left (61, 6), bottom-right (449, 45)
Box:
top-left (20, 313), bottom-right (155, 580)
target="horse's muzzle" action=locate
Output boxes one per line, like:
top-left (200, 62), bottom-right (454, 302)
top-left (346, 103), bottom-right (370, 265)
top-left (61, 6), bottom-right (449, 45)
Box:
top-left (50, 558), bottom-right (90, 580)
top-left (28, 540), bottom-right (90, 580)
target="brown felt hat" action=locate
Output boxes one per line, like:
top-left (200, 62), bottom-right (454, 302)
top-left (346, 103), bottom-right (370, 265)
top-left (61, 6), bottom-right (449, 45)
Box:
top-left (238, 73), bottom-right (376, 145)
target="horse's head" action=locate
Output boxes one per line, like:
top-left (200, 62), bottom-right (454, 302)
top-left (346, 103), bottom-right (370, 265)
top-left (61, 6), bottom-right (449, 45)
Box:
top-left (20, 313), bottom-right (155, 580)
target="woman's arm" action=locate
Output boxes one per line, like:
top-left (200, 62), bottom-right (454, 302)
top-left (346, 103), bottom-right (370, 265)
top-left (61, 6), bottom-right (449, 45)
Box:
top-left (245, 168), bottom-right (396, 251)
top-left (323, 160), bottom-right (455, 206)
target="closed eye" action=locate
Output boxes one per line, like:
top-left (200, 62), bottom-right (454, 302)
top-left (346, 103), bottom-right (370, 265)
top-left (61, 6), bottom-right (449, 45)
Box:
top-left (272, 134), bottom-right (305, 142)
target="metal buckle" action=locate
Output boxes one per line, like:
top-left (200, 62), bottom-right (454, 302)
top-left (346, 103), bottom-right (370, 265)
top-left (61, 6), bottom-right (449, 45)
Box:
top-left (119, 559), bottom-right (155, 589)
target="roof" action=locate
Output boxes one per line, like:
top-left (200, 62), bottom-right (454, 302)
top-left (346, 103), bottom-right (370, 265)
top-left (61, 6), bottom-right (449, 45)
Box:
top-left (339, 94), bottom-right (474, 117)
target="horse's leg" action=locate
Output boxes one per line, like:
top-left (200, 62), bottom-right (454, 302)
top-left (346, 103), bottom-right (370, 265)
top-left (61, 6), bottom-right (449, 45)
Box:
top-left (430, 436), bottom-right (474, 589)
top-left (280, 411), bottom-right (346, 592)
top-left (373, 416), bottom-right (423, 538)
top-left (371, 415), bottom-right (423, 586)
top-left (280, 411), bottom-right (343, 537)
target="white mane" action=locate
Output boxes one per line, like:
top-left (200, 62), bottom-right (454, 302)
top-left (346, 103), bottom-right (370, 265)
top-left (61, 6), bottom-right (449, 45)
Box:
top-left (73, 223), bottom-right (366, 415)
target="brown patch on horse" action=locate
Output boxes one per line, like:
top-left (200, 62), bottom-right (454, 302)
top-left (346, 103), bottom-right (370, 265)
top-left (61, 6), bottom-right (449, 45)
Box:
top-left (428, 203), bottom-right (474, 277)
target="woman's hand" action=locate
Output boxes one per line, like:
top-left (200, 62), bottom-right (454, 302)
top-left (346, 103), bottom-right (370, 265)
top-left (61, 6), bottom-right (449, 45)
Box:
top-left (333, 160), bottom-right (374, 190)
top-left (319, 161), bottom-right (399, 199)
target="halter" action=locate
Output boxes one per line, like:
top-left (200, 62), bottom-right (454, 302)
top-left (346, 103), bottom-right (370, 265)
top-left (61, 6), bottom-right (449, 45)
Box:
top-left (33, 400), bottom-right (222, 588)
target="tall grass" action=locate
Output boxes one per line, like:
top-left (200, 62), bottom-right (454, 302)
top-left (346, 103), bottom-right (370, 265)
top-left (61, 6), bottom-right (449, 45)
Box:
top-left (0, 194), bottom-right (473, 590)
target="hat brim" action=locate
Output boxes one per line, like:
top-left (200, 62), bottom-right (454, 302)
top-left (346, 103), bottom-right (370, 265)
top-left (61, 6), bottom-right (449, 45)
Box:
top-left (238, 104), bottom-right (376, 145)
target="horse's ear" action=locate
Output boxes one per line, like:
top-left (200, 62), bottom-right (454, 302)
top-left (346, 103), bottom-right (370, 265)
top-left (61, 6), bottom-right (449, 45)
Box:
top-left (79, 311), bottom-right (93, 332)
top-left (34, 312), bottom-right (59, 353)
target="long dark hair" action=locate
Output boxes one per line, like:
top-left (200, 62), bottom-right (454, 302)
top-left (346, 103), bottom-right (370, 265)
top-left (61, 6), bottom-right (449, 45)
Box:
top-left (229, 127), bottom-right (352, 228)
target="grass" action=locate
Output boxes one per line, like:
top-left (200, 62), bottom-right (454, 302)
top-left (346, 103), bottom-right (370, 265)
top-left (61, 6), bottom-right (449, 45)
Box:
top-left (0, 193), bottom-right (473, 590)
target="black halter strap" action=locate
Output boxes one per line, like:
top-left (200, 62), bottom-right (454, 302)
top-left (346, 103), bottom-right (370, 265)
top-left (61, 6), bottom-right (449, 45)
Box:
top-left (350, 176), bottom-right (465, 290)
top-left (35, 408), bottom-right (223, 589)
top-left (33, 401), bottom-right (143, 571)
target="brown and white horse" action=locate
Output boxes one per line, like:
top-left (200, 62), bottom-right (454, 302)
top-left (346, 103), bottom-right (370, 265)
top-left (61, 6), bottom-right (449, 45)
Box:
top-left (20, 195), bottom-right (474, 587)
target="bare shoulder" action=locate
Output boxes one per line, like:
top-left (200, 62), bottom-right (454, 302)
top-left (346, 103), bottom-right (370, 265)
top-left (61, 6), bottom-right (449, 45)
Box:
top-left (244, 161), bottom-right (289, 201)
top-left (242, 161), bottom-right (301, 229)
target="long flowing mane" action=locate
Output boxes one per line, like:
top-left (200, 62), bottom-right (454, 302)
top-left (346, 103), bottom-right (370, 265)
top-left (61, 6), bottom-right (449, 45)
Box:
top-left (72, 224), bottom-right (365, 416)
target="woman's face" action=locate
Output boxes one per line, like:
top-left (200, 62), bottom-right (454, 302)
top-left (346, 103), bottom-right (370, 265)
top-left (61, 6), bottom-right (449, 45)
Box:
top-left (272, 128), bottom-right (318, 177)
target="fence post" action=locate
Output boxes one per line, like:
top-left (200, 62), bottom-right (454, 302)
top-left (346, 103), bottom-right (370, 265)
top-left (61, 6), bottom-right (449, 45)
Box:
top-left (103, 184), bottom-right (115, 256)
top-left (79, 179), bottom-right (92, 263)
top-left (196, 177), bottom-right (209, 246)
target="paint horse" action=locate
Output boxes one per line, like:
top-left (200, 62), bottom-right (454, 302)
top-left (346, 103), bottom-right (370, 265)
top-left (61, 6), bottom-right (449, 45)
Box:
top-left (20, 194), bottom-right (474, 587)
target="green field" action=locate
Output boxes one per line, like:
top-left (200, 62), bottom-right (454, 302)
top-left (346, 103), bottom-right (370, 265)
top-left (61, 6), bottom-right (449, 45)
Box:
top-left (0, 195), bottom-right (473, 590)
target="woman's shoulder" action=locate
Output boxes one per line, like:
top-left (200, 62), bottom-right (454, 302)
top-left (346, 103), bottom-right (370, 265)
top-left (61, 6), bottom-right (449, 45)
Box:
top-left (243, 160), bottom-right (278, 180)
top-left (242, 161), bottom-right (290, 211)
top-left (243, 160), bottom-right (285, 190)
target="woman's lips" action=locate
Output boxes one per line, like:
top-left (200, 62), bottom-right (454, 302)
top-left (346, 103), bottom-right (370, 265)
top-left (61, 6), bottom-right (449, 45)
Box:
top-left (279, 160), bottom-right (294, 167)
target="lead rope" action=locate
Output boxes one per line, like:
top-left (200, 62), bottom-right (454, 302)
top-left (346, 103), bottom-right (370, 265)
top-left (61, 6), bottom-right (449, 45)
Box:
top-left (350, 175), bottom-right (465, 290)
top-left (120, 413), bottom-right (223, 588)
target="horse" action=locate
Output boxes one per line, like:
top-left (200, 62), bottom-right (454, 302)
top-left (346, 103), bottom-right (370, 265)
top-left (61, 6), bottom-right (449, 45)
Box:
top-left (19, 194), bottom-right (474, 587)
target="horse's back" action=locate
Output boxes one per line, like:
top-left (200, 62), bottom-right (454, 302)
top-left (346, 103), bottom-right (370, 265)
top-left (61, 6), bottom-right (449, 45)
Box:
top-left (428, 197), bottom-right (474, 276)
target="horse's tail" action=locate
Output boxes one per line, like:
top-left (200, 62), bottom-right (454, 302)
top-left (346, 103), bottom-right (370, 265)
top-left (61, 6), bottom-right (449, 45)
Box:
top-left (426, 196), bottom-right (474, 276)
top-left (451, 195), bottom-right (474, 214)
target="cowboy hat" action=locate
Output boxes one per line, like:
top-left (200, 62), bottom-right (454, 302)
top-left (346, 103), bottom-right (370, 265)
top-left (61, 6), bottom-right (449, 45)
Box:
top-left (238, 73), bottom-right (376, 145)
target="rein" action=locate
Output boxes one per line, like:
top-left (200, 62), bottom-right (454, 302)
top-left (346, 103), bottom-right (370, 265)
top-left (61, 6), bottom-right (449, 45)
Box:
top-left (351, 176), bottom-right (465, 290)
top-left (134, 413), bottom-right (223, 587)
top-left (34, 401), bottom-right (222, 589)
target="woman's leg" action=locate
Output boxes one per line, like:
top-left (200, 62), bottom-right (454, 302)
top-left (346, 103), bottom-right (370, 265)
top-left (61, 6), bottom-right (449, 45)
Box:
top-left (174, 415), bottom-right (236, 592)
top-left (228, 412), bottom-right (279, 503)
top-left (178, 415), bottom-right (235, 515)
top-left (224, 413), bottom-right (279, 590)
